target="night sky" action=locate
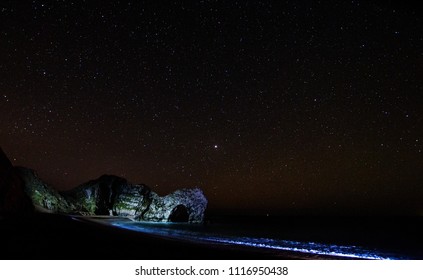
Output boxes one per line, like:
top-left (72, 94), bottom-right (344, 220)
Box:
top-left (1, 0), bottom-right (422, 215)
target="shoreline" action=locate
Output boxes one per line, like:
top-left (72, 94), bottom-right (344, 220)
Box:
top-left (1, 213), bottom-right (422, 260)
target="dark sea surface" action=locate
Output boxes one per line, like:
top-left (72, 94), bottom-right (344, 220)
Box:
top-left (1, 213), bottom-right (422, 260)
top-left (106, 215), bottom-right (423, 260)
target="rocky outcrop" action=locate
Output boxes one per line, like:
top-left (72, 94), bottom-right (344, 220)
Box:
top-left (144, 188), bottom-right (208, 223)
top-left (0, 148), bottom-right (33, 216)
top-left (0, 148), bottom-right (207, 223)
top-left (61, 175), bottom-right (152, 217)
top-left (6, 163), bottom-right (206, 223)
top-left (16, 167), bottom-right (72, 213)
top-left (60, 175), bottom-right (207, 223)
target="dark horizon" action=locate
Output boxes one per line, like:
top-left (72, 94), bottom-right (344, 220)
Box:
top-left (1, 1), bottom-right (422, 215)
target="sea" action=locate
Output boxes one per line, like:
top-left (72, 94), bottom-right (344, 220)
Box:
top-left (87, 215), bottom-right (423, 260)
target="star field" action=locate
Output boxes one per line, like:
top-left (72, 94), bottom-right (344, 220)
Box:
top-left (1, 0), bottom-right (422, 215)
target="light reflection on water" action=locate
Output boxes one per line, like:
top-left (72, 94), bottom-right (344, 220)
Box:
top-left (111, 221), bottom-right (400, 260)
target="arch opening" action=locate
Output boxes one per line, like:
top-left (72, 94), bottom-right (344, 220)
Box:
top-left (168, 204), bottom-right (189, 222)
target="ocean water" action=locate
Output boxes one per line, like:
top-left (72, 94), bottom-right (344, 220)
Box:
top-left (107, 216), bottom-right (421, 260)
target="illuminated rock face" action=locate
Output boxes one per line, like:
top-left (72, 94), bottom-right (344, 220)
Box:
top-left (13, 165), bottom-right (207, 223)
top-left (16, 167), bottom-right (72, 213)
top-left (60, 175), bottom-right (151, 216)
top-left (65, 176), bottom-right (208, 223)
top-left (143, 188), bottom-right (208, 223)
top-left (0, 147), bottom-right (207, 222)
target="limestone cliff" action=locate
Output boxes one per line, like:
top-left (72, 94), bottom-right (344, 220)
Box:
top-left (61, 173), bottom-right (207, 223)
top-left (1, 147), bottom-right (207, 223)
top-left (16, 167), bottom-right (72, 213)
top-left (143, 188), bottom-right (207, 223)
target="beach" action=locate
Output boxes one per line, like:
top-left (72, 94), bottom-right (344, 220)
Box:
top-left (1, 213), bottom-right (421, 260)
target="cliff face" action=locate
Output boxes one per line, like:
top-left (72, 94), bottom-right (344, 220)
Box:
top-left (61, 174), bottom-right (152, 217)
top-left (0, 148), bottom-right (207, 223)
top-left (0, 148), bottom-right (33, 216)
top-left (61, 174), bottom-right (208, 223)
top-left (16, 167), bottom-right (72, 213)
top-left (143, 188), bottom-right (208, 223)
top-left (16, 164), bottom-right (207, 223)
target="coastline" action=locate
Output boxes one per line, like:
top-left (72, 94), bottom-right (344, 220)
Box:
top-left (1, 213), bottom-right (422, 260)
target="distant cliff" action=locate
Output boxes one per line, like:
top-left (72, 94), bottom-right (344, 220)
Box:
top-left (0, 148), bottom-right (207, 223)
top-left (0, 148), bottom-right (33, 215)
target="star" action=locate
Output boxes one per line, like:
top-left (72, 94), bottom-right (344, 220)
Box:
top-left (0, 0), bottom-right (421, 215)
